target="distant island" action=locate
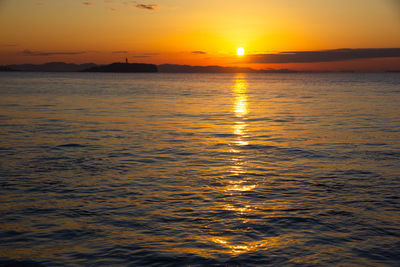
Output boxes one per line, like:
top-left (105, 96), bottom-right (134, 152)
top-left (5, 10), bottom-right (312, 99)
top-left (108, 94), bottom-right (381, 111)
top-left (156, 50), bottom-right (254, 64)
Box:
top-left (81, 63), bottom-right (157, 73)
top-left (157, 64), bottom-right (296, 73)
top-left (0, 62), bottom-right (297, 73)
top-left (2, 61), bottom-right (398, 73)
top-left (0, 66), bottom-right (19, 72)
top-left (3, 62), bottom-right (97, 72)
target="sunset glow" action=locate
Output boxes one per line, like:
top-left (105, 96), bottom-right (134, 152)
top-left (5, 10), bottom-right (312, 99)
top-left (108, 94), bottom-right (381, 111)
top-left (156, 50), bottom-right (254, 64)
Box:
top-left (0, 0), bottom-right (399, 71)
top-left (1, 1), bottom-right (400, 264)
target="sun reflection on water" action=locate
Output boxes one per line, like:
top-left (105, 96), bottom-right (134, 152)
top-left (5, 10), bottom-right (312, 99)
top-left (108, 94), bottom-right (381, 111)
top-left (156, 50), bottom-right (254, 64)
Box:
top-left (232, 76), bottom-right (249, 147)
top-left (233, 78), bottom-right (248, 118)
top-left (207, 75), bottom-right (265, 256)
top-left (227, 74), bottom-right (255, 192)
top-left (198, 75), bottom-right (268, 257)
top-left (207, 236), bottom-right (292, 255)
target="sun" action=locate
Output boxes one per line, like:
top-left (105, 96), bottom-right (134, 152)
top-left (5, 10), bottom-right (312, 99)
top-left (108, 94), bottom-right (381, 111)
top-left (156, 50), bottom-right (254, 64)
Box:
top-left (237, 47), bottom-right (245, 56)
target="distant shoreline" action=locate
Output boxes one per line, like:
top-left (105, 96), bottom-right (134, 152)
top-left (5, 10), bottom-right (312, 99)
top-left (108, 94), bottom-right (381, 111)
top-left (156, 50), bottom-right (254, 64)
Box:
top-left (1, 62), bottom-right (399, 73)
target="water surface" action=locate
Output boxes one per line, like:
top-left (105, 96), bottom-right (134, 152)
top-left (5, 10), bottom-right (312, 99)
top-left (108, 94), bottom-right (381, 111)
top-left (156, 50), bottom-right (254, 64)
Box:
top-left (0, 72), bottom-right (399, 266)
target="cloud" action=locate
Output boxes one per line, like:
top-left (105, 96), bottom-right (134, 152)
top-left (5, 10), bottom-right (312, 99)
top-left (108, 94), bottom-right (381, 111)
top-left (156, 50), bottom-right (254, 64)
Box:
top-left (83, 2), bottom-right (94, 6)
top-left (132, 53), bottom-right (158, 57)
top-left (389, 0), bottom-right (400, 12)
top-left (136, 4), bottom-right (158, 10)
top-left (192, 51), bottom-right (206, 54)
top-left (246, 48), bottom-right (400, 64)
top-left (102, 1), bottom-right (160, 11)
top-left (112, 51), bottom-right (128, 54)
top-left (107, 7), bottom-right (119, 11)
top-left (2, 43), bottom-right (18, 47)
top-left (21, 50), bottom-right (86, 56)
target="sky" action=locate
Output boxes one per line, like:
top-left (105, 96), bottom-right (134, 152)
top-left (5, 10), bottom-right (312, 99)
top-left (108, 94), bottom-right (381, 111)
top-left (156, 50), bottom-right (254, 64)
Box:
top-left (1, 0), bottom-right (400, 71)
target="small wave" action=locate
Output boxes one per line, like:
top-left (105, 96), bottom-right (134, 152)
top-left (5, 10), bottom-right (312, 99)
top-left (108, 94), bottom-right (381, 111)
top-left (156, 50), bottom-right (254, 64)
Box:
top-left (273, 118), bottom-right (293, 123)
top-left (56, 143), bottom-right (87, 148)
top-left (213, 133), bottom-right (236, 137)
top-left (0, 259), bottom-right (44, 267)
top-left (241, 144), bottom-right (277, 150)
top-left (246, 117), bottom-right (272, 122)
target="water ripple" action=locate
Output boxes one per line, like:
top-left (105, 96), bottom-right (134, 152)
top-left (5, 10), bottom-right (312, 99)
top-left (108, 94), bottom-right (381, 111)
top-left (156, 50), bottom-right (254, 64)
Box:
top-left (0, 72), bottom-right (399, 266)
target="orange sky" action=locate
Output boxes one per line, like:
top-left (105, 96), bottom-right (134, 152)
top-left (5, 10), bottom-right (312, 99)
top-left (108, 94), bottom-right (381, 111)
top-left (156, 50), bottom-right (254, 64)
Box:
top-left (1, 0), bottom-right (400, 70)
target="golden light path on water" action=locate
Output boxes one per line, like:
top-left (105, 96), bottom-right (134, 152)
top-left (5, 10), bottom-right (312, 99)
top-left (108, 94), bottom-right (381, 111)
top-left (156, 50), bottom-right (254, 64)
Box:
top-left (210, 74), bottom-right (260, 255)
top-left (228, 74), bottom-right (251, 189)
top-left (2, 73), bottom-right (398, 265)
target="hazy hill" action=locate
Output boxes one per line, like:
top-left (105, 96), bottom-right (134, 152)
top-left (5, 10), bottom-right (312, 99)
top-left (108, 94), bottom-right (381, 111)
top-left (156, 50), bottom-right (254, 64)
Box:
top-left (158, 64), bottom-right (297, 73)
top-left (6, 62), bottom-right (97, 72)
top-left (0, 66), bottom-right (19, 71)
top-left (81, 63), bottom-right (157, 73)
top-left (2, 62), bottom-right (298, 73)
top-left (157, 64), bottom-right (256, 73)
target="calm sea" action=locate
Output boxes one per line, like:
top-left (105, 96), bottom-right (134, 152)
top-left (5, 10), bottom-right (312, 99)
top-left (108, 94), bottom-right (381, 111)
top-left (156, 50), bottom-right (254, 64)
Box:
top-left (0, 72), bottom-right (399, 266)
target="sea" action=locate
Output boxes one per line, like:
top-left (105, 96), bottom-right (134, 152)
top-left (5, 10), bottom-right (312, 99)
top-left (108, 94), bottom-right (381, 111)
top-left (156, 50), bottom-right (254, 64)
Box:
top-left (0, 72), bottom-right (399, 266)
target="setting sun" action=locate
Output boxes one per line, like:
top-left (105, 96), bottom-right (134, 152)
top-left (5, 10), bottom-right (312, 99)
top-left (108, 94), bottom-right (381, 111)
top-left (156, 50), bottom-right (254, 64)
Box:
top-left (237, 47), bottom-right (245, 56)
top-left (1, 1), bottom-right (400, 266)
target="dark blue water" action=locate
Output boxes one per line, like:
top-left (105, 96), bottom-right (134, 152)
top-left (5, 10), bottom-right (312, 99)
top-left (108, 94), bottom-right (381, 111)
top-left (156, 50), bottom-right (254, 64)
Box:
top-left (0, 72), bottom-right (399, 266)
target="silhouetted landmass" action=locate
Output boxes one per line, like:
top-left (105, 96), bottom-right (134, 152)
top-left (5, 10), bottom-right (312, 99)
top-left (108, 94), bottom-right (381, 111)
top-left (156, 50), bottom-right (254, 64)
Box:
top-left (246, 48), bottom-right (400, 63)
top-left (385, 70), bottom-right (400, 73)
top-left (158, 64), bottom-right (254, 73)
top-left (2, 62), bottom-right (398, 73)
top-left (258, 68), bottom-right (298, 73)
top-left (82, 63), bottom-right (158, 73)
top-left (0, 66), bottom-right (19, 71)
top-left (338, 70), bottom-right (356, 73)
top-left (158, 64), bottom-right (297, 73)
top-left (6, 62), bottom-right (96, 72)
